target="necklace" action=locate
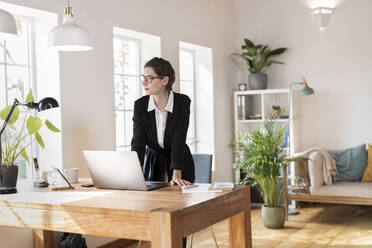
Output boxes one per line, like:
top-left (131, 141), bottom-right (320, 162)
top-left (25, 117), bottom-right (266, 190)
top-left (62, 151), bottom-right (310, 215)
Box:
top-left (154, 93), bottom-right (169, 111)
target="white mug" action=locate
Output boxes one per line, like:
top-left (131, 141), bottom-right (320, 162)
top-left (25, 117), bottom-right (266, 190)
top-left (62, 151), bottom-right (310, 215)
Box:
top-left (63, 168), bottom-right (79, 184)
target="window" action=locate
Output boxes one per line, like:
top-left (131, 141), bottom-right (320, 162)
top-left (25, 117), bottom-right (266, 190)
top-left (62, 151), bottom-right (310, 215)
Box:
top-left (179, 49), bottom-right (197, 153)
top-left (0, 15), bottom-right (36, 180)
top-left (0, 3), bottom-right (61, 181)
top-left (179, 42), bottom-right (214, 164)
top-left (113, 36), bottom-right (141, 151)
top-left (113, 27), bottom-right (161, 151)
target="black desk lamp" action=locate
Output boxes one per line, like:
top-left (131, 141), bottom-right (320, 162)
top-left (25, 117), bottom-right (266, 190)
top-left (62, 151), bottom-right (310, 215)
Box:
top-left (0, 97), bottom-right (59, 194)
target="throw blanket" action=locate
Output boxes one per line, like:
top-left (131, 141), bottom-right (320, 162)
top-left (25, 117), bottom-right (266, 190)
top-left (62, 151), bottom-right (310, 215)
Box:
top-left (293, 148), bottom-right (339, 185)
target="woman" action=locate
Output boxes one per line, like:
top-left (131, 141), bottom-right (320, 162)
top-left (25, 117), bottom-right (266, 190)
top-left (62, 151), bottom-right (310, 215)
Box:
top-left (131, 57), bottom-right (195, 187)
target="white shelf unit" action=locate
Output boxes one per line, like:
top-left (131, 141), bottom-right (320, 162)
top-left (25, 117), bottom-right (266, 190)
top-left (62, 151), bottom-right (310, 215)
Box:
top-left (233, 89), bottom-right (292, 184)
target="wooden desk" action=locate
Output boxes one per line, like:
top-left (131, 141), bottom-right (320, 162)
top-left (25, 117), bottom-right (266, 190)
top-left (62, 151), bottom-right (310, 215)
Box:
top-left (0, 183), bottom-right (251, 248)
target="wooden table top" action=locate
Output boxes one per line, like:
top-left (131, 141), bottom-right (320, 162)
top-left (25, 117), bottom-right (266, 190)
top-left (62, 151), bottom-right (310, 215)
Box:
top-left (0, 180), bottom-right (245, 216)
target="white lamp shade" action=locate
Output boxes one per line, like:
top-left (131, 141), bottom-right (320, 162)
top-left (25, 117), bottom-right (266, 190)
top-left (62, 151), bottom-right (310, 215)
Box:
top-left (0, 9), bottom-right (17, 39)
top-left (48, 15), bottom-right (93, 51)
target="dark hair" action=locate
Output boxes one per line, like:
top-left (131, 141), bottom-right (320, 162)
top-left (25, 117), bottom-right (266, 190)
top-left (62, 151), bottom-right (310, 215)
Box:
top-left (144, 57), bottom-right (175, 92)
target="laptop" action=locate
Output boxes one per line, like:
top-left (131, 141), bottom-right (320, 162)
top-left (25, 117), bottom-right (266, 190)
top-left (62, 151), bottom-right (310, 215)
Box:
top-left (82, 150), bottom-right (169, 191)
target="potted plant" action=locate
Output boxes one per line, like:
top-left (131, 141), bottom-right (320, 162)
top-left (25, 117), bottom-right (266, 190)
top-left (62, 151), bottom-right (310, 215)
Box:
top-left (233, 39), bottom-right (287, 90)
top-left (272, 105), bottom-right (281, 116)
top-left (233, 115), bottom-right (288, 229)
top-left (0, 89), bottom-right (60, 188)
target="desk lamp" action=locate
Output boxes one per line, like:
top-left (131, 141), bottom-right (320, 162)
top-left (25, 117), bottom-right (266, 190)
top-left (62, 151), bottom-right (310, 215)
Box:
top-left (0, 97), bottom-right (59, 194)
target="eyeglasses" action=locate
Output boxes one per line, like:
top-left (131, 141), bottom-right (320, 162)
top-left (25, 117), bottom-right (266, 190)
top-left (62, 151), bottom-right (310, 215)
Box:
top-left (139, 75), bottom-right (165, 84)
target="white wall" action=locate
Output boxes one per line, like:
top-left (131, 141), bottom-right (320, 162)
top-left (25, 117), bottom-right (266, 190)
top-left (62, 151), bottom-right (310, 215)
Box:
top-left (235, 0), bottom-right (372, 151)
top-left (0, 0), bottom-right (236, 247)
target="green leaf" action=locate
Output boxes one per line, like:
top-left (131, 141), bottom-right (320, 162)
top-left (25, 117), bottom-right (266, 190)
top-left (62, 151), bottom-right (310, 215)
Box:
top-left (266, 48), bottom-right (287, 57)
top-left (0, 105), bottom-right (20, 124)
top-left (45, 119), bottom-right (61, 133)
top-left (20, 148), bottom-right (29, 163)
top-left (26, 89), bottom-right (34, 104)
top-left (261, 49), bottom-right (272, 59)
top-left (270, 60), bottom-right (284, 65)
top-left (248, 47), bottom-right (257, 57)
top-left (35, 131), bottom-right (45, 149)
top-left (261, 45), bottom-right (269, 54)
top-left (245, 58), bottom-right (253, 68)
top-left (244, 38), bottom-right (255, 48)
top-left (26, 116), bottom-right (42, 134)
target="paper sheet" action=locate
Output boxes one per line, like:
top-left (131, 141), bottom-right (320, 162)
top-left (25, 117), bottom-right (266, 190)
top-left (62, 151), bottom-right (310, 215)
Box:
top-left (181, 183), bottom-right (222, 194)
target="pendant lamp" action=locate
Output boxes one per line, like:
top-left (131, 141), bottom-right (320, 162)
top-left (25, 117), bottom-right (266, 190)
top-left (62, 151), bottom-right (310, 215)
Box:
top-left (48, 0), bottom-right (92, 51)
top-left (0, 9), bottom-right (17, 39)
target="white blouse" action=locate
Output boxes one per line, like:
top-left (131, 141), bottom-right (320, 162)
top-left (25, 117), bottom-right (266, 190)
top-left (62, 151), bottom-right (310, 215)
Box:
top-left (147, 91), bottom-right (174, 149)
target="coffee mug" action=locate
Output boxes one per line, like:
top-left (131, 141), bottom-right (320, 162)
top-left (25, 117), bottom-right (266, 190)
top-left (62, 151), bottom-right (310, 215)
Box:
top-left (63, 168), bottom-right (79, 183)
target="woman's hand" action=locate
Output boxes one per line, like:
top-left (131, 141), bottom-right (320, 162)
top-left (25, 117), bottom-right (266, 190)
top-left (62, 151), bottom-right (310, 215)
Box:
top-left (170, 169), bottom-right (192, 186)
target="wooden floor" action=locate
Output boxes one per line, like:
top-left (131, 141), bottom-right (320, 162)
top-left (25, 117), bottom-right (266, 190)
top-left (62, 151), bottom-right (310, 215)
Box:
top-left (127, 203), bottom-right (372, 248)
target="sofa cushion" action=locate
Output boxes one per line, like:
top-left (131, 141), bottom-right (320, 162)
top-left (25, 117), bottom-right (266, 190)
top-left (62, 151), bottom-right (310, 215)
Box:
top-left (361, 144), bottom-right (372, 182)
top-left (330, 144), bottom-right (367, 182)
top-left (311, 181), bottom-right (372, 198)
top-left (308, 151), bottom-right (325, 191)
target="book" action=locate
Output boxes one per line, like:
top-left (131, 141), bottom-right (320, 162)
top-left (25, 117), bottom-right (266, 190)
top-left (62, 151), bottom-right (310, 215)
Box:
top-left (284, 127), bottom-right (289, 147)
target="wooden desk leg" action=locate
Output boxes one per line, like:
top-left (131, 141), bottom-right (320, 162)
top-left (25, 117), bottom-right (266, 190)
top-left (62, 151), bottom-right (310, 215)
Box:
top-left (151, 209), bottom-right (183, 248)
top-left (33, 229), bottom-right (53, 248)
top-left (228, 187), bottom-right (252, 248)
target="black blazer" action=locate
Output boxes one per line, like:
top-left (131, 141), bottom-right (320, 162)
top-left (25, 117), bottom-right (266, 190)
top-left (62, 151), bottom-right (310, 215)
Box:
top-left (131, 92), bottom-right (195, 183)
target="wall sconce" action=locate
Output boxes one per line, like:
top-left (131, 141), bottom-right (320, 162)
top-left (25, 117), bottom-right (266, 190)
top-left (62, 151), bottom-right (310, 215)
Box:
top-left (312, 7), bottom-right (334, 31)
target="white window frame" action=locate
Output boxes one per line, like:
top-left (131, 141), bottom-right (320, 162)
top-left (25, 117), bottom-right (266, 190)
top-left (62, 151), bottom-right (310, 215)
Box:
top-left (113, 35), bottom-right (142, 151)
top-left (179, 48), bottom-right (197, 153)
top-left (0, 15), bottom-right (37, 181)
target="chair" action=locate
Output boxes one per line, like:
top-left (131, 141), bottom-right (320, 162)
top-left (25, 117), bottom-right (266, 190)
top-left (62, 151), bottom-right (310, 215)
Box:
top-left (189, 154), bottom-right (218, 248)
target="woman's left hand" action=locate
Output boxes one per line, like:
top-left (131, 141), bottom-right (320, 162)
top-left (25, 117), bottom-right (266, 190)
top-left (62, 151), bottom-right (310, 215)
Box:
top-left (170, 169), bottom-right (192, 186)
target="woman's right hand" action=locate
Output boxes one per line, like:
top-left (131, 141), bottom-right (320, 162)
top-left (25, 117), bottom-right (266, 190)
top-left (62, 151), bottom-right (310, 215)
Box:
top-left (170, 169), bottom-right (192, 186)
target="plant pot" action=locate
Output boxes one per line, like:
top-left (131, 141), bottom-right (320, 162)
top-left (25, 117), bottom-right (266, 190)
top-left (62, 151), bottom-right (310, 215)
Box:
top-left (261, 205), bottom-right (285, 229)
top-left (0, 166), bottom-right (18, 188)
top-left (272, 109), bottom-right (280, 116)
top-left (249, 73), bottom-right (268, 90)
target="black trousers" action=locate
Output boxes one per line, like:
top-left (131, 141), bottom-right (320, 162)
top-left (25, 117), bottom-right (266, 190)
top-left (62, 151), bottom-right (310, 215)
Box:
top-left (183, 237), bottom-right (187, 248)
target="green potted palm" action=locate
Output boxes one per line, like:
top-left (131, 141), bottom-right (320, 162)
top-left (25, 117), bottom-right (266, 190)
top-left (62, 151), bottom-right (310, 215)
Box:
top-left (233, 115), bottom-right (288, 229)
top-left (0, 89), bottom-right (60, 190)
top-left (233, 38), bottom-right (287, 90)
